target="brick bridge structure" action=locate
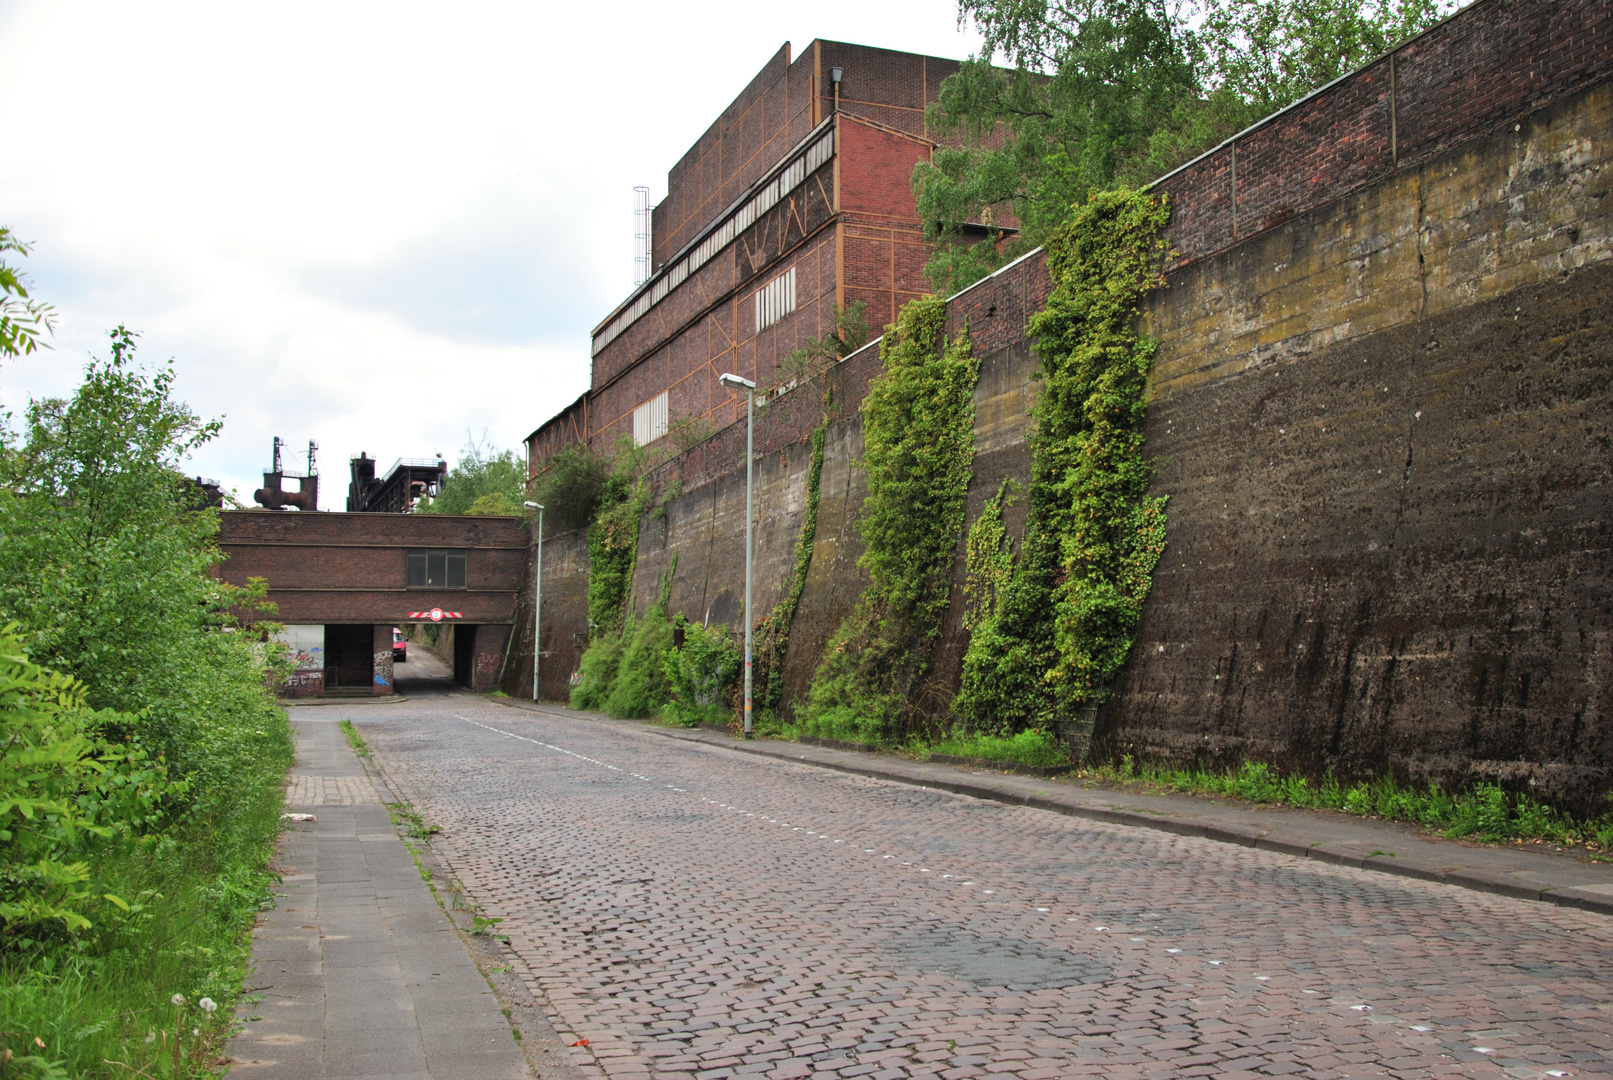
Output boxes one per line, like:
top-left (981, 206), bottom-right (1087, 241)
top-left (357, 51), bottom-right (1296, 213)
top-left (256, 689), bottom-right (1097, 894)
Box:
top-left (219, 511), bottom-right (527, 695)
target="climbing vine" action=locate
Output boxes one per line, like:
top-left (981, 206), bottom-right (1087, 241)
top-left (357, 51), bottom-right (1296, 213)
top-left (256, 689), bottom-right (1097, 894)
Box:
top-left (801, 296), bottom-right (977, 743)
top-left (585, 453), bottom-right (653, 639)
top-left (751, 422), bottom-right (826, 713)
top-left (955, 188), bottom-right (1170, 738)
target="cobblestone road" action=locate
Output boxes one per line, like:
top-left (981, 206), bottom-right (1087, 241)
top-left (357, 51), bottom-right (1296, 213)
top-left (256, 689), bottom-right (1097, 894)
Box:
top-left (351, 695), bottom-right (1613, 1080)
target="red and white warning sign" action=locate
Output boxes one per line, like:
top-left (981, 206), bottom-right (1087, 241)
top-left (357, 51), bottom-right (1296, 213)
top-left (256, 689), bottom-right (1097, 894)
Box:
top-left (408, 609), bottom-right (463, 622)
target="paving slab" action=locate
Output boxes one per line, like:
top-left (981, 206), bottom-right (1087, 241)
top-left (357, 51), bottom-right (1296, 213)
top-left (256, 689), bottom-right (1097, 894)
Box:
top-left (226, 715), bottom-right (531, 1079)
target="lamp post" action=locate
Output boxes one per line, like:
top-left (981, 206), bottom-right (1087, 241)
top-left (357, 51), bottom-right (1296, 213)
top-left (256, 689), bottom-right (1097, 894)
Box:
top-left (718, 372), bottom-right (756, 736)
top-left (523, 500), bottom-right (544, 701)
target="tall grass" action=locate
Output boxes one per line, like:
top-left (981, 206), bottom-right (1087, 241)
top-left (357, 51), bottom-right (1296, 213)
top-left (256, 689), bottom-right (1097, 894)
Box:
top-left (0, 717), bottom-right (291, 1077)
top-left (928, 728), bottom-right (1071, 768)
top-left (1087, 757), bottom-right (1613, 848)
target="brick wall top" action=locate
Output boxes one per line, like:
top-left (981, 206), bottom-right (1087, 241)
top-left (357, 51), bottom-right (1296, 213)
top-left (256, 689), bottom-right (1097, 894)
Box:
top-left (653, 45), bottom-right (815, 269)
top-left (652, 40), bottom-right (960, 271)
top-left (1156, 0), bottom-right (1613, 267)
top-left (220, 510), bottom-right (528, 549)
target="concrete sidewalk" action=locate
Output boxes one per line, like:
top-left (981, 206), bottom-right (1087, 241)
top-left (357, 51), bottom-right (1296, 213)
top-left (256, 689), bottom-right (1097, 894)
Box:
top-left (488, 696), bottom-right (1613, 918)
top-left (227, 715), bottom-right (532, 1080)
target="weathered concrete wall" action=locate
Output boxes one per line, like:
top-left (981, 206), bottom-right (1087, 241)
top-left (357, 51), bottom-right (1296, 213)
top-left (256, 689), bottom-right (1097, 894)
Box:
top-left (1103, 81), bottom-right (1613, 805)
top-left (499, 524), bottom-right (590, 703)
top-left (511, 0), bottom-right (1613, 804)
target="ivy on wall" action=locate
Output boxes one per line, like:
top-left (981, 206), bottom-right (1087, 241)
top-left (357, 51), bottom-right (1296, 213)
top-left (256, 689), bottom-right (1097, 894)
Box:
top-left (585, 463), bottom-right (651, 640)
top-left (801, 296), bottom-right (977, 743)
top-left (751, 422), bottom-right (827, 714)
top-left (955, 188), bottom-right (1170, 739)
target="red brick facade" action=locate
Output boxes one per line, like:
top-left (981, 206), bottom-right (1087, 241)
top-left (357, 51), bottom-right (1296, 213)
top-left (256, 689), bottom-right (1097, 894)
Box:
top-left (528, 41), bottom-right (962, 469)
top-left (218, 511), bottom-right (527, 626)
top-left (532, 0), bottom-right (1613, 478)
top-left (1154, 0), bottom-right (1612, 268)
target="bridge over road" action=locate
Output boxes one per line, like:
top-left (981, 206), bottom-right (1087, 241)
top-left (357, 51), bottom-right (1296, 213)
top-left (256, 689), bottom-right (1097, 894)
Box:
top-left (218, 510), bottom-right (528, 696)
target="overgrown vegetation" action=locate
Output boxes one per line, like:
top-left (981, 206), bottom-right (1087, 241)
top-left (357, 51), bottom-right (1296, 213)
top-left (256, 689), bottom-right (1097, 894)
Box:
top-left (584, 442), bottom-right (656, 641)
top-left (0, 327), bottom-right (292, 1075)
top-left (954, 190), bottom-right (1169, 747)
top-left (775, 302), bottom-right (872, 387)
top-left (416, 432), bottom-right (527, 515)
top-left (798, 297), bottom-right (977, 745)
top-left (929, 727), bottom-right (1071, 768)
top-left (917, 0), bottom-right (1457, 291)
top-left (528, 443), bottom-right (612, 534)
top-left (662, 618), bottom-right (743, 728)
top-left (339, 718), bottom-right (372, 757)
top-left (1086, 757), bottom-right (1613, 850)
top-left (601, 559), bottom-right (678, 720)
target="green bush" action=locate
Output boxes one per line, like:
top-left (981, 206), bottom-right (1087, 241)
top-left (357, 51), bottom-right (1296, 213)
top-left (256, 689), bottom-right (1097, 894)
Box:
top-left (604, 607), bottom-right (675, 720)
top-left (0, 328), bottom-right (291, 805)
top-left (0, 326), bottom-right (293, 1075)
top-left (415, 435), bottom-right (526, 516)
top-left (662, 618), bottom-right (741, 727)
top-left (530, 443), bottom-right (612, 534)
top-left (569, 631), bottom-right (626, 711)
top-left (0, 631), bottom-right (182, 943)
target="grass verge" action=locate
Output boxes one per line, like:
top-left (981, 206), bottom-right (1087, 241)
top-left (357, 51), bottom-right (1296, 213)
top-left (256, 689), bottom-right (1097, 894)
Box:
top-left (1080, 757), bottom-right (1613, 853)
top-left (0, 719), bottom-right (293, 1077)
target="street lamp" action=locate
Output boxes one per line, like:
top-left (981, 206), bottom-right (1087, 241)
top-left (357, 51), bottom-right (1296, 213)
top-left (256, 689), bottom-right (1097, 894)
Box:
top-left (523, 500), bottom-right (544, 701)
top-left (718, 372), bottom-right (756, 736)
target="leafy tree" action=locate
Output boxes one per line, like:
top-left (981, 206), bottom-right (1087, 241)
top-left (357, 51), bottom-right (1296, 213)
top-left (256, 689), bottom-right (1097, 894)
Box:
top-left (417, 433), bottom-right (527, 515)
top-left (0, 228), bottom-right (55, 360)
top-left (0, 327), bottom-right (285, 797)
top-left (1199, 0), bottom-right (1450, 115)
top-left (530, 443), bottom-right (612, 533)
top-left (916, 0), bottom-right (1455, 291)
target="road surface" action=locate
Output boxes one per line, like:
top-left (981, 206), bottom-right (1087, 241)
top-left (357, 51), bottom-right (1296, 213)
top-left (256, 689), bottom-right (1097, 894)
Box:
top-left (350, 691), bottom-right (1613, 1080)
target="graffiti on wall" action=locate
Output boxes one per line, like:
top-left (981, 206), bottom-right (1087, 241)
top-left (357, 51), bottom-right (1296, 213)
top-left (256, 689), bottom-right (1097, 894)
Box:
top-left (373, 650), bottom-right (394, 688)
top-left (285, 670), bottom-right (325, 696)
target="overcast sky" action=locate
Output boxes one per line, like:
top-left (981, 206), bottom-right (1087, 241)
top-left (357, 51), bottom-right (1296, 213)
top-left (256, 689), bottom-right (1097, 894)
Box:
top-left (0, 0), bottom-right (983, 507)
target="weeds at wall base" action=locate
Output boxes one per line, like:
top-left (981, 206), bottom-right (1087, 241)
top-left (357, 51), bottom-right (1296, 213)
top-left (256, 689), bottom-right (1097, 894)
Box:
top-left (1077, 757), bottom-right (1613, 852)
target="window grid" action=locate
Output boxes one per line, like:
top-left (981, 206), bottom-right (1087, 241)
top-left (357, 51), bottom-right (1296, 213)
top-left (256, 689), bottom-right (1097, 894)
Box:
top-left (754, 268), bottom-right (797, 333)
top-left (407, 549), bottom-right (467, 589)
top-left (633, 391), bottom-right (669, 446)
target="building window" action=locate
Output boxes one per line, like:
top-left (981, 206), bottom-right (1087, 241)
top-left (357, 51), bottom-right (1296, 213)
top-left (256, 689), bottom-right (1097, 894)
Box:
top-left (633, 391), bottom-right (669, 446)
top-left (407, 549), bottom-right (467, 588)
top-left (754, 267), bottom-right (796, 332)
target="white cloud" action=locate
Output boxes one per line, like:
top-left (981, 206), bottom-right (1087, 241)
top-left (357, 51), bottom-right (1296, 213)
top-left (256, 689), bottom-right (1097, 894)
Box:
top-left (0, 0), bottom-right (981, 506)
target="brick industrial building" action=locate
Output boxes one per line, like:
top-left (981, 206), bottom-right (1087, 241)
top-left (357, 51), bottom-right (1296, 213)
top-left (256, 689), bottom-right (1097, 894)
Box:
top-left (218, 511), bottom-right (526, 696)
top-left (526, 40), bottom-right (969, 467)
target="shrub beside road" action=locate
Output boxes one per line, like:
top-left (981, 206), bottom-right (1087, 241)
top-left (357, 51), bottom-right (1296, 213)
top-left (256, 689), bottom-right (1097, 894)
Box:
top-left (0, 329), bottom-right (292, 1076)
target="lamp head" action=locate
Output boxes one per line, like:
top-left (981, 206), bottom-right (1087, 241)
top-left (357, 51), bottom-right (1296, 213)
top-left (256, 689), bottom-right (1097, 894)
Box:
top-left (830, 67), bottom-right (843, 85)
top-left (523, 501), bottom-right (544, 511)
top-left (718, 372), bottom-right (756, 391)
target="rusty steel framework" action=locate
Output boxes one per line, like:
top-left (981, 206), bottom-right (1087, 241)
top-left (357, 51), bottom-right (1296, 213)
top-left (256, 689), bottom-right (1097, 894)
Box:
top-left (254, 436), bottom-right (320, 511)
